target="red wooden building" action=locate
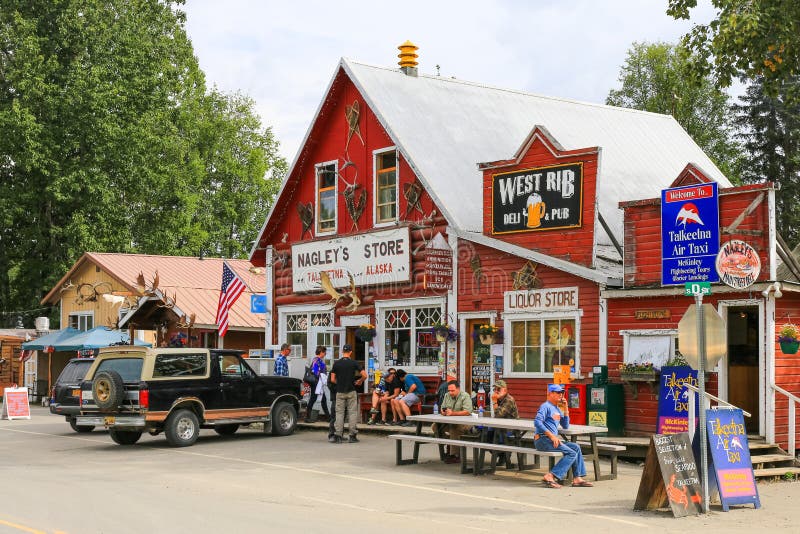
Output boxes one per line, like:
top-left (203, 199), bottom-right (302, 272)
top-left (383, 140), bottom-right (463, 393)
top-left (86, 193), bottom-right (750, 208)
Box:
top-left (249, 43), bottom-right (799, 447)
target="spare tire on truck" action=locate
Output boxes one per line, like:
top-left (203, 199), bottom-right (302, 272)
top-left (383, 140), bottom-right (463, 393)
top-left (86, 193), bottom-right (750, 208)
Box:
top-left (92, 370), bottom-right (125, 411)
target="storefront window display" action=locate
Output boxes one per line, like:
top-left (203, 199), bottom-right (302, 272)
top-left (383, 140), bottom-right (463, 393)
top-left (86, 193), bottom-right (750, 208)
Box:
top-left (284, 312), bottom-right (332, 355)
top-left (382, 305), bottom-right (442, 369)
top-left (508, 317), bottom-right (577, 375)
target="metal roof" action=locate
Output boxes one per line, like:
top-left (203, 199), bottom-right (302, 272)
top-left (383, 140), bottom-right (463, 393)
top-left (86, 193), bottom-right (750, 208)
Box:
top-left (341, 58), bottom-right (733, 248)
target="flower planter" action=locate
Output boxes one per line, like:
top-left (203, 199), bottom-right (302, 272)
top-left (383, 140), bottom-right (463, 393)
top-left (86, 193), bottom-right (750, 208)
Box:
top-left (620, 371), bottom-right (658, 382)
top-left (780, 340), bottom-right (800, 355)
top-left (479, 334), bottom-right (494, 345)
top-left (435, 332), bottom-right (449, 343)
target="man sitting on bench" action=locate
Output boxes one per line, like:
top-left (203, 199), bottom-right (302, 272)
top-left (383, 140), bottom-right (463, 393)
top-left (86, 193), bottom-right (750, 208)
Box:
top-left (391, 370), bottom-right (426, 426)
top-left (432, 380), bottom-right (473, 464)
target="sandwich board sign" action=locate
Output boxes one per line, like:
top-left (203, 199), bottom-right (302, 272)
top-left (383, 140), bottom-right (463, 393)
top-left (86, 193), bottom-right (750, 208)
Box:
top-left (1, 387), bottom-right (31, 420)
top-left (703, 408), bottom-right (760, 511)
top-left (634, 433), bottom-right (703, 517)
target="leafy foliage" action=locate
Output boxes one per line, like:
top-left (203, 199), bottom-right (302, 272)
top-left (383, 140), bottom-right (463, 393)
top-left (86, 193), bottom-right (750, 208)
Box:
top-left (0, 0), bottom-right (285, 327)
top-left (606, 41), bottom-right (744, 181)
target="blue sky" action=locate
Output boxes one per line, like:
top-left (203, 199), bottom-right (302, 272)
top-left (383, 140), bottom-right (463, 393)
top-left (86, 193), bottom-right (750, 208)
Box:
top-left (183, 0), bottom-right (720, 163)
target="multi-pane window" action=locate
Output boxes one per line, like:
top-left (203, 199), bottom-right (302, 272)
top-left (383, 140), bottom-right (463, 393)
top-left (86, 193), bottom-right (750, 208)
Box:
top-left (68, 312), bottom-right (94, 331)
top-left (316, 163), bottom-right (337, 233)
top-left (285, 312), bottom-right (332, 355)
top-left (383, 306), bottom-right (442, 368)
top-left (509, 318), bottom-right (576, 374)
top-left (375, 150), bottom-right (397, 223)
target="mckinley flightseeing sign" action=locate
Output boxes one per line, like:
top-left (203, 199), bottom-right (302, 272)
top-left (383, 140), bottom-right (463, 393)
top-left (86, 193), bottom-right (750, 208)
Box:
top-left (491, 163), bottom-right (583, 234)
top-left (661, 183), bottom-right (720, 286)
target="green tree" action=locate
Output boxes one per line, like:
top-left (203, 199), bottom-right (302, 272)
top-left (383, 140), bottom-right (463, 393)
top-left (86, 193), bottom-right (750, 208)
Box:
top-left (0, 0), bottom-right (285, 327)
top-left (667, 0), bottom-right (800, 97)
top-left (733, 77), bottom-right (800, 244)
top-left (607, 41), bottom-right (744, 181)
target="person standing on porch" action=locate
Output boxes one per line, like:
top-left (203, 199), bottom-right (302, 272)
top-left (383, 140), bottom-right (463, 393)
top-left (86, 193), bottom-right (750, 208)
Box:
top-left (330, 344), bottom-right (366, 443)
top-left (533, 384), bottom-right (593, 489)
top-left (274, 343), bottom-right (290, 377)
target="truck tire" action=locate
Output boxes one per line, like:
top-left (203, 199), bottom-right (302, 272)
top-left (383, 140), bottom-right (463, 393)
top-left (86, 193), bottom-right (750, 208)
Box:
top-left (165, 408), bottom-right (199, 447)
top-left (271, 402), bottom-right (297, 436)
top-left (69, 417), bottom-right (94, 433)
top-left (109, 429), bottom-right (142, 445)
top-left (214, 424), bottom-right (239, 436)
top-left (92, 370), bottom-right (125, 411)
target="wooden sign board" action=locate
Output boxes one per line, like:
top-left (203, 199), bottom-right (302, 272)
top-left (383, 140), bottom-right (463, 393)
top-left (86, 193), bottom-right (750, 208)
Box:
top-left (634, 433), bottom-right (703, 517)
top-left (1, 387), bottom-right (31, 420)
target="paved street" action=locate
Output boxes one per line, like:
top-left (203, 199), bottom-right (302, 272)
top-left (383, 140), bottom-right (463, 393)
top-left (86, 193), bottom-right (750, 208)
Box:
top-left (1, 406), bottom-right (798, 534)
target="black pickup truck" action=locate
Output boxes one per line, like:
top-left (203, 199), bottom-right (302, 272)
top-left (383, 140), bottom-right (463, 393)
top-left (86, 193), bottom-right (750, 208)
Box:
top-left (75, 347), bottom-right (302, 447)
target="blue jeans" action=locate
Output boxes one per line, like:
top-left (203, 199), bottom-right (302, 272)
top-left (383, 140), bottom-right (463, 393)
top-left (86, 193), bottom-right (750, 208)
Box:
top-left (534, 437), bottom-right (587, 480)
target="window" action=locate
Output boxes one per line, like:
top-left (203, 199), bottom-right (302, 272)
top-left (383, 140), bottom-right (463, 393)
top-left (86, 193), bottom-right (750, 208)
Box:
top-left (152, 354), bottom-right (207, 378)
top-left (375, 150), bottom-right (397, 224)
top-left (284, 311), bottom-right (332, 355)
top-left (508, 317), bottom-right (577, 375)
top-left (621, 330), bottom-right (676, 368)
top-left (95, 358), bottom-right (143, 382)
top-left (316, 162), bottom-right (337, 233)
top-left (382, 305), bottom-right (442, 369)
top-left (68, 312), bottom-right (94, 331)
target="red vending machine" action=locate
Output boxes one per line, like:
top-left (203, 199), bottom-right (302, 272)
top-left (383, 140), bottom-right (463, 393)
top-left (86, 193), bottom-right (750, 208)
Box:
top-left (564, 383), bottom-right (587, 425)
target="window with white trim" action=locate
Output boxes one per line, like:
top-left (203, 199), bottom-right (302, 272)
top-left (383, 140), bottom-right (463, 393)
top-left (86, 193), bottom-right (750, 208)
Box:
top-left (285, 311), bottom-right (332, 355)
top-left (382, 305), bottom-right (442, 368)
top-left (375, 149), bottom-right (397, 224)
top-left (68, 312), bottom-right (94, 331)
top-left (621, 330), bottom-right (677, 369)
top-left (507, 316), bottom-right (577, 375)
top-left (316, 162), bottom-right (337, 234)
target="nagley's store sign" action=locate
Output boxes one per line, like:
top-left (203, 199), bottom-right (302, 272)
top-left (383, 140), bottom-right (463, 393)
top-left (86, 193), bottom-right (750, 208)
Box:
top-left (504, 287), bottom-right (579, 313)
top-left (491, 162), bottom-right (583, 234)
top-left (292, 227), bottom-right (411, 292)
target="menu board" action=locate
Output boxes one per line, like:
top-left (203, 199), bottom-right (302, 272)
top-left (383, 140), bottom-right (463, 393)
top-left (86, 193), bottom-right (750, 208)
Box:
top-left (1, 387), bottom-right (31, 420)
top-left (634, 433), bottom-right (703, 517)
top-left (705, 408), bottom-right (760, 511)
top-left (471, 364), bottom-right (491, 391)
top-left (657, 366), bottom-right (699, 434)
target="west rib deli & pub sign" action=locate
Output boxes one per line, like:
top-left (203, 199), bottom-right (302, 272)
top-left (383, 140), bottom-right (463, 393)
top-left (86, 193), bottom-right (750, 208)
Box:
top-left (491, 162), bottom-right (583, 234)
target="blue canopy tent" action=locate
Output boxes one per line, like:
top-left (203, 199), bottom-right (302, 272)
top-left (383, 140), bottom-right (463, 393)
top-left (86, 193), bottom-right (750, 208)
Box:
top-left (21, 328), bottom-right (82, 351)
top-left (58, 327), bottom-right (151, 350)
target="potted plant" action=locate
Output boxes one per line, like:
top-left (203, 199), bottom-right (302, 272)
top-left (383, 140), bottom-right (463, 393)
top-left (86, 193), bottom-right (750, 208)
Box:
top-left (778, 323), bottom-right (800, 354)
top-left (431, 322), bottom-right (458, 343)
top-left (618, 362), bottom-right (659, 381)
top-left (355, 324), bottom-right (377, 342)
top-left (476, 323), bottom-right (500, 345)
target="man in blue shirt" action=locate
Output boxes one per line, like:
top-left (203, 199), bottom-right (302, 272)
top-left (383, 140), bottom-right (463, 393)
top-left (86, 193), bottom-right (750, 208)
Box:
top-left (391, 369), bottom-right (426, 426)
top-left (274, 343), bottom-right (290, 377)
top-left (533, 384), bottom-right (593, 488)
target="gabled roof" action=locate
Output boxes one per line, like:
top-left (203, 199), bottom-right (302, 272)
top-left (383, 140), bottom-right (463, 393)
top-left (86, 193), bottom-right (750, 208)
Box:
top-left (43, 253), bottom-right (265, 329)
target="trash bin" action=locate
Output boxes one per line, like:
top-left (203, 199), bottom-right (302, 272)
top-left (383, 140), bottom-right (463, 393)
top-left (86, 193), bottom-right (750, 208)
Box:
top-left (587, 383), bottom-right (624, 436)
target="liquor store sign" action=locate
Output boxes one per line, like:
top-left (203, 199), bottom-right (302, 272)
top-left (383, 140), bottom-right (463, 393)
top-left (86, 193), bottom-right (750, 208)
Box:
top-left (491, 163), bottom-right (583, 234)
top-left (292, 227), bottom-right (410, 292)
top-left (504, 287), bottom-right (579, 313)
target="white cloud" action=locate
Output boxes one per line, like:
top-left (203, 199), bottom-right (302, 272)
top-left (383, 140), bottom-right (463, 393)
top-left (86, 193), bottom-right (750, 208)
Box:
top-left (183, 0), bottom-right (719, 162)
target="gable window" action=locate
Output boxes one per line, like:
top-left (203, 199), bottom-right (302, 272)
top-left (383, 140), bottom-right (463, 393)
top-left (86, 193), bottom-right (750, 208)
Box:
top-left (374, 149), bottom-right (397, 225)
top-left (316, 162), bottom-right (337, 234)
top-left (68, 312), bottom-right (94, 331)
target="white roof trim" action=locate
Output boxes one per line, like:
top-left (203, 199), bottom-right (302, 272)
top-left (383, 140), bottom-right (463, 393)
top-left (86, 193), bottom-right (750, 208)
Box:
top-left (450, 227), bottom-right (621, 286)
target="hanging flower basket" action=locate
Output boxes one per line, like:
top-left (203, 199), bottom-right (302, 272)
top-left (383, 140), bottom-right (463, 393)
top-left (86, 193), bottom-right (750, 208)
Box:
top-left (778, 323), bottom-right (800, 354)
top-left (476, 324), bottom-right (501, 345)
top-left (479, 334), bottom-right (494, 345)
top-left (355, 324), bottom-right (377, 342)
top-left (431, 323), bottom-right (458, 343)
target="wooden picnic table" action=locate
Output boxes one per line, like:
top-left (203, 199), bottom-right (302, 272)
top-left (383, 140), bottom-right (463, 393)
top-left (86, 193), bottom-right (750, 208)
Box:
top-left (406, 414), bottom-right (610, 481)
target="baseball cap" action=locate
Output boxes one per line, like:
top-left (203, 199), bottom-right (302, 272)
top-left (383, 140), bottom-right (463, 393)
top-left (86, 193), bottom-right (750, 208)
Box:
top-left (548, 384), bottom-right (565, 393)
top-left (342, 344), bottom-right (353, 352)
top-left (494, 380), bottom-right (507, 389)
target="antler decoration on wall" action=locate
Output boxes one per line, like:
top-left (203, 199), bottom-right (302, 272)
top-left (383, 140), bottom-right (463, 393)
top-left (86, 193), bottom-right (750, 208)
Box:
top-left (319, 271), bottom-right (361, 312)
top-left (296, 202), bottom-right (314, 238)
top-left (470, 253), bottom-right (484, 290)
top-left (403, 181), bottom-right (424, 219)
top-left (344, 100), bottom-right (364, 152)
top-left (340, 177), bottom-right (367, 231)
top-left (511, 261), bottom-right (542, 290)
top-left (75, 281), bottom-right (113, 304)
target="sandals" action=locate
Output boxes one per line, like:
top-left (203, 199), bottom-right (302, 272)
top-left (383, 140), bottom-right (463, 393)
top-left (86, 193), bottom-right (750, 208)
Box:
top-left (571, 480), bottom-right (594, 487)
top-left (542, 478), bottom-right (562, 489)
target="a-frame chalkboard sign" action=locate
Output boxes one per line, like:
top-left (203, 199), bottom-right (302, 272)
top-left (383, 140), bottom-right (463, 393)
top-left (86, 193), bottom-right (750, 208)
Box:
top-left (634, 433), bottom-right (703, 517)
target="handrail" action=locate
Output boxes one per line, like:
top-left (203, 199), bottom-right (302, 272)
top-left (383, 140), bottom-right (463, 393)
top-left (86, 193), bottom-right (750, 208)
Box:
top-left (771, 384), bottom-right (799, 458)
top-left (684, 383), bottom-right (750, 442)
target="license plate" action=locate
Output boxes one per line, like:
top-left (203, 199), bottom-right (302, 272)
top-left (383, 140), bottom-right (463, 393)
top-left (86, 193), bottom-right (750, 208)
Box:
top-left (72, 389), bottom-right (81, 397)
top-left (104, 416), bottom-right (115, 425)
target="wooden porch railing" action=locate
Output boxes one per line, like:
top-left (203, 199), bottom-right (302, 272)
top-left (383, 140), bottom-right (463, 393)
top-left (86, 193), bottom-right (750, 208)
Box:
top-left (684, 382), bottom-right (751, 442)
top-left (771, 384), bottom-right (800, 458)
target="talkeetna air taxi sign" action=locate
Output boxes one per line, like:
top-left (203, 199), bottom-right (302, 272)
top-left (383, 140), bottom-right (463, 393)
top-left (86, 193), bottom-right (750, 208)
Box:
top-left (492, 163), bottom-right (583, 234)
top-left (661, 183), bottom-right (720, 286)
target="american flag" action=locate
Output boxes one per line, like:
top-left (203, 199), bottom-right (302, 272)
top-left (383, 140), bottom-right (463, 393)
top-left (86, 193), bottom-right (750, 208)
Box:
top-left (216, 261), bottom-right (246, 337)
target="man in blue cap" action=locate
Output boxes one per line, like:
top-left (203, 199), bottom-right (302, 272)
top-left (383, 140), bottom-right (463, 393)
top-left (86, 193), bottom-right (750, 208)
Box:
top-left (533, 383), bottom-right (593, 488)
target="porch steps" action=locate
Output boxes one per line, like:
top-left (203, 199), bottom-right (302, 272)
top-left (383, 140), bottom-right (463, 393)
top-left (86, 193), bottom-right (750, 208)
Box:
top-left (748, 438), bottom-right (799, 480)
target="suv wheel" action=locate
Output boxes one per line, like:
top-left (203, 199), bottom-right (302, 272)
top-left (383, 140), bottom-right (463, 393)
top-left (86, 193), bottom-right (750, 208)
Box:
top-left (214, 424), bottom-right (239, 436)
top-left (69, 417), bottom-right (94, 433)
top-left (165, 409), bottom-right (200, 447)
top-left (271, 402), bottom-right (297, 436)
top-left (92, 370), bottom-right (125, 411)
top-left (109, 429), bottom-right (142, 445)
